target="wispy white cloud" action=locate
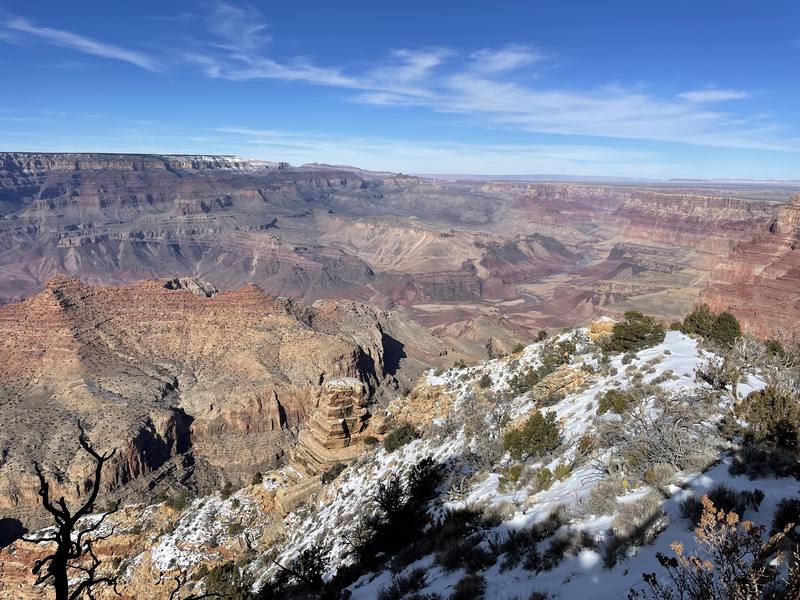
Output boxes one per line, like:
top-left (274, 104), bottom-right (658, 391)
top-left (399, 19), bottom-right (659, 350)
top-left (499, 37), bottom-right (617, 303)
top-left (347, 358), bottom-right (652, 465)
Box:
top-left (1, 3), bottom-right (794, 154)
top-left (182, 3), bottom-right (354, 86)
top-left (206, 3), bottom-right (270, 53)
top-left (3, 17), bottom-right (159, 71)
top-left (469, 44), bottom-right (544, 73)
top-left (679, 88), bottom-right (750, 103)
top-left (174, 4), bottom-right (794, 152)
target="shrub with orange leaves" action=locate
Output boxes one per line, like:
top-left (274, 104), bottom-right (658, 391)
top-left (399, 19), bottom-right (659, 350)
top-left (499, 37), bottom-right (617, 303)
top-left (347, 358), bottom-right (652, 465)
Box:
top-left (629, 496), bottom-right (794, 599)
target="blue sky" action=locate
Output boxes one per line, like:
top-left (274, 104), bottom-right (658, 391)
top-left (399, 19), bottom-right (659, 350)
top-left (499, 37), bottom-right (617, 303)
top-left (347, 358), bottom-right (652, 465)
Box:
top-left (0, 0), bottom-right (798, 178)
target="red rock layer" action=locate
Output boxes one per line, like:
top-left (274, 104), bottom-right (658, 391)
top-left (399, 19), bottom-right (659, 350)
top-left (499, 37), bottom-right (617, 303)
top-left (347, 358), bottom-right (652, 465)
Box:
top-left (701, 194), bottom-right (800, 337)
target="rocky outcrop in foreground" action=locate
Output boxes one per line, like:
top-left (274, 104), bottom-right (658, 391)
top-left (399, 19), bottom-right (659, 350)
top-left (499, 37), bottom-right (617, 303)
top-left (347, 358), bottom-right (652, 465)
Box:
top-left (0, 276), bottom-right (443, 527)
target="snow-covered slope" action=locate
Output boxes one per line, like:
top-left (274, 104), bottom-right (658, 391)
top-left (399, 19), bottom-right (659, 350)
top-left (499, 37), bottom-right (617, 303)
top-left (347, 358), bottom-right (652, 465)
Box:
top-left (130, 327), bottom-right (797, 600)
top-left (239, 329), bottom-right (798, 599)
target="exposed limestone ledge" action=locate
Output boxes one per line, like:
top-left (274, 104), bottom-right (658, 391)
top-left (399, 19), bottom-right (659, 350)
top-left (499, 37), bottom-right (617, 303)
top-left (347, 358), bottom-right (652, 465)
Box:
top-left (531, 364), bottom-right (592, 401)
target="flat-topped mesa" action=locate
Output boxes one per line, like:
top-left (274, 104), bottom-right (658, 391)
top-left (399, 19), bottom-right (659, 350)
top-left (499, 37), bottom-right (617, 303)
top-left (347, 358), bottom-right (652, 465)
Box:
top-left (291, 378), bottom-right (373, 476)
top-left (1, 152), bottom-right (257, 173)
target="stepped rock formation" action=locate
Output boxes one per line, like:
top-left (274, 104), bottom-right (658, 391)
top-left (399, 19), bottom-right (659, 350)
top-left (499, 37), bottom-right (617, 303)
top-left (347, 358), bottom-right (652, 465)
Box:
top-left (291, 378), bottom-right (373, 475)
top-left (0, 276), bottom-right (443, 526)
top-left (701, 194), bottom-right (800, 337)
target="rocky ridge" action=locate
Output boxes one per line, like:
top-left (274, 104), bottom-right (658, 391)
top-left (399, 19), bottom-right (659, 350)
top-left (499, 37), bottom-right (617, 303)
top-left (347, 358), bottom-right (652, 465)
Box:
top-left (0, 275), bottom-right (443, 527)
top-left (4, 323), bottom-right (797, 599)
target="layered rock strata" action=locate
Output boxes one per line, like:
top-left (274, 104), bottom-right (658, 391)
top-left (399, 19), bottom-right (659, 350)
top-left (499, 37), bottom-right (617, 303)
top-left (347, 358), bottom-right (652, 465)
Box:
top-left (0, 276), bottom-right (443, 524)
top-left (701, 194), bottom-right (800, 337)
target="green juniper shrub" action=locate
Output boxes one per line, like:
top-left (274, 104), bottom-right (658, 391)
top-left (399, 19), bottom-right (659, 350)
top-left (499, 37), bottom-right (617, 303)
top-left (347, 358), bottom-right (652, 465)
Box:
top-left (735, 386), bottom-right (800, 452)
top-left (596, 388), bottom-right (636, 415)
top-left (364, 435), bottom-right (380, 447)
top-left (453, 359), bottom-right (468, 369)
top-left (407, 457), bottom-right (443, 505)
top-left (539, 338), bottom-right (577, 373)
top-left (203, 562), bottom-right (255, 599)
top-left (765, 338), bottom-right (786, 358)
top-left (348, 458), bottom-right (444, 572)
top-left (508, 366), bottom-right (541, 396)
top-left (669, 321), bottom-right (683, 331)
top-left (503, 411), bottom-right (561, 460)
top-left (710, 311), bottom-right (741, 347)
top-left (681, 304), bottom-right (742, 348)
top-left (770, 496), bottom-right (800, 537)
top-left (512, 343), bottom-right (526, 354)
top-left (384, 423), bottom-right (421, 452)
top-left (536, 330), bottom-right (548, 342)
top-left (262, 545), bottom-right (352, 600)
top-left (728, 386), bottom-right (800, 476)
top-left (478, 373), bottom-right (493, 389)
top-left (450, 574), bottom-right (486, 600)
top-left (251, 472), bottom-right (263, 485)
top-left (602, 311), bottom-right (666, 354)
top-left (681, 304), bottom-right (716, 337)
top-left (221, 481), bottom-right (235, 500)
top-left (227, 521), bottom-right (245, 536)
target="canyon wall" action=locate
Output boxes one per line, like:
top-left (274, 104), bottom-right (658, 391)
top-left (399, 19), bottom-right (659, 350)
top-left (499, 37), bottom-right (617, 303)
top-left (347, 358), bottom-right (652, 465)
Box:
top-left (701, 194), bottom-right (800, 337)
top-left (0, 152), bottom-right (793, 354)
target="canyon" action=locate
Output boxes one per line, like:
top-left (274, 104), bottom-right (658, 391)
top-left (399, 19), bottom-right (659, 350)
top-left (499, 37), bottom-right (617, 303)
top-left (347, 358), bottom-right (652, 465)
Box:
top-left (1, 152), bottom-right (799, 598)
top-left (702, 193), bottom-right (800, 339)
top-left (1, 152), bottom-right (794, 358)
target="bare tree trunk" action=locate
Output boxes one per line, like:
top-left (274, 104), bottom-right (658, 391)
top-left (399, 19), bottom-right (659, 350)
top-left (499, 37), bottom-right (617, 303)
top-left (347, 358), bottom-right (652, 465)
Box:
top-left (23, 424), bottom-right (118, 600)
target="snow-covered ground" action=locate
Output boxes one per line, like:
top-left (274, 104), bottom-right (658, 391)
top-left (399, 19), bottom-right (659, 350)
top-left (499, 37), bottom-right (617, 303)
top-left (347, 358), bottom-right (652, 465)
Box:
top-left (140, 328), bottom-right (792, 599)
top-left (253, 329), bottom-right (793, 599)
